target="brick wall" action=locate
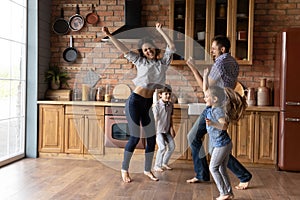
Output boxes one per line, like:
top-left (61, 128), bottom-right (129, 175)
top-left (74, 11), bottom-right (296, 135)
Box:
top-left (49, 0), bottom-right (300, 103)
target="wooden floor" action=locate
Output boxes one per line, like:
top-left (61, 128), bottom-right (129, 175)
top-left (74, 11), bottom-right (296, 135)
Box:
top-left (0, 158), bottom-right (300, 200)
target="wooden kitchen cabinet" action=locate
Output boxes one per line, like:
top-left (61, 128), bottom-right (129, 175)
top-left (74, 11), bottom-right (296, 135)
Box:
top-left (187, 115), bottom-right (209, 160)
top-left (254, 111), bottom-right (278, 164)
top-left (187, 109), bottom-right (278, 165)
top-left (65, 106), bottom-right (105, 155)
top-left (39, 105), bottom-right (64, 153)
top-left (169, 0), bottom-right (254, 65)
top-left (171, 108), bottom-right (189, 159)
top-left (230, 111), bottom-right (278, 165)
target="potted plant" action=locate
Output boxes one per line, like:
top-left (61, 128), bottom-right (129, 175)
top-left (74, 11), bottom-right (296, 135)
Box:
top-left (44, 65), bottom-right (71, 90)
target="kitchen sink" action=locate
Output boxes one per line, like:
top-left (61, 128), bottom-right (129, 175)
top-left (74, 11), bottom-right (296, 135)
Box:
top-left (188, 103), bottom-right (207, 115)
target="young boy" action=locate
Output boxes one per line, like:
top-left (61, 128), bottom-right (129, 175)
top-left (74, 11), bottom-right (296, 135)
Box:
top-left (153, 85), bottom-right (176, 172)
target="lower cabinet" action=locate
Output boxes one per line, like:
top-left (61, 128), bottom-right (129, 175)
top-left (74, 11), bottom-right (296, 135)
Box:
top-left (188, 110), bottom-right (278, 165)
top-left (64, 106), bottom-right (104, 155)
top-left (229, 111), bottom-right (278, 165)
top-left (39, 105), bottom-right (64, 153)
top-left (38, 103), bottom-right (278, 166)
top-left (39, 104), bottom-right (104, 156)
top-left (172, 115), bottom-right (188, 159)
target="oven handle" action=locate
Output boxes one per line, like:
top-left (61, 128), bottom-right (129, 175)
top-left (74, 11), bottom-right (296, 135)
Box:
top-left (110, 117), bottom-right (127, 121)
top-left (105, 115), bottom-right (127, 121)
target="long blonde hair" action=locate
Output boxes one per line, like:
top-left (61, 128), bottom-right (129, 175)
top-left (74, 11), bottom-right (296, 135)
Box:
top-left (208, 86), bottom-right (247, 124)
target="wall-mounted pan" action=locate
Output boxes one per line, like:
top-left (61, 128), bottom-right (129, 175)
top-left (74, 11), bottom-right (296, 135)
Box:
top-left (63, 36), bottom-right (78, 63)
top-left (86, 4), bottom-right (99, 25)
top-left (52, 8), bottom-right (69, 35)
top-left (69, 4), bottom-right (85, 31)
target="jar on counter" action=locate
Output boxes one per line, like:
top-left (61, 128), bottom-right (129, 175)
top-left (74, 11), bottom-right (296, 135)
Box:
top-left (72, 84), bottom-right (81, 101)
top-left (257, 78), bottom-right (270, 106)
top-left (82, 84), bottom-right (90, 101)
top-left (96, 87), bottom-right (104, 101)
top-left (246, 87), bottom-right (256, 106)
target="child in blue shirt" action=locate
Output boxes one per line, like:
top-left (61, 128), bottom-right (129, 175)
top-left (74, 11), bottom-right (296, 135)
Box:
top-left (204, 84), bottom-right (247, 200)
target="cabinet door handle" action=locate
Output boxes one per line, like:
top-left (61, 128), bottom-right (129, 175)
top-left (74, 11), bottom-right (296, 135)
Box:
top-left (285, 118), bottom-right (300, 122)
top-left (286, 101), bottom-right (300, 106)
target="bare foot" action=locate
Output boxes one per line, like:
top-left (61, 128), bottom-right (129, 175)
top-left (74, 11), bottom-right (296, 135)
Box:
top-left (235, 182), bottom-right (249, 190)
top-left (144, 171), bottom-right (159, 181)
top-left (153, 167), bottom-right (164, 172)
top-left (186, 177), bottom-right (200, 183)
top-left (162, 164), bottom-right (172, 170)
top-left (121, 170), bottom-right (131, 183)
top-left (216, 194), bottom-right (234, 200)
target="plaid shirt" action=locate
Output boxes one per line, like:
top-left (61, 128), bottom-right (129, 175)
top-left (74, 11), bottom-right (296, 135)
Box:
top-left (208, 53), bottom-right (239, 89)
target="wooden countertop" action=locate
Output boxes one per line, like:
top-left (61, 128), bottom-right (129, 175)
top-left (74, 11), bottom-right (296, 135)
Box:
top-left (37, 100), bottom-right (189, 109)
top-left (37, 100), bottom-right (279, 111)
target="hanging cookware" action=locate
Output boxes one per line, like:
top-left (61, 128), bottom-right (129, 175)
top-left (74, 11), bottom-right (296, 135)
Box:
top-left (86, 4), bottom-right (99, 25)
top-left (69, 4), bottom-right (85, 31)
top-left (63, 36), bottom-right (78, 63)
top-left (52, 8), bottom-right (69, 35)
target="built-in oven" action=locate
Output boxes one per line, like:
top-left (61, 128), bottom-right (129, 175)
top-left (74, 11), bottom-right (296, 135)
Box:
top-left (104, 106), bottom-right (145, 149)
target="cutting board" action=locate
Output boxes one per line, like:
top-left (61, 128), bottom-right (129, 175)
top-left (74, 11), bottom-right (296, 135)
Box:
top-left (112, 84), bottom-right (131, 99)
top-left (234, 81), bottom-right (245, 96)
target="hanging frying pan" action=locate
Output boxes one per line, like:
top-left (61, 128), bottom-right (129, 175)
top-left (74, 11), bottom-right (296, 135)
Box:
top-left (63, 36), bottom-right (78, 63)
top-left (86, 4), bottom-right (99, 25)
top-left (52, 8), bottom-right (69, 35)
top-left (69, 4), bottom-right (85, 31)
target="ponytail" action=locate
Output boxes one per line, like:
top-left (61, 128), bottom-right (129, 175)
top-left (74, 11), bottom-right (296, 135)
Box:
top-left (224, 87), bottom-right (248, 124)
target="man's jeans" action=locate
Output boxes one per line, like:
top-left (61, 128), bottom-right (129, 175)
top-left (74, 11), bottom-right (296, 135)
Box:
top-left (187, 107), bottom-right (252, 182)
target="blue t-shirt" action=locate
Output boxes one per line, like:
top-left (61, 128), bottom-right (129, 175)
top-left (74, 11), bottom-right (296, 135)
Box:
top-left (206, 107), bottom-right (231, 147)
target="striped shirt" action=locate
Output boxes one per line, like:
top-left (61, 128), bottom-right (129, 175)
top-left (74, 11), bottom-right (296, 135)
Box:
top-left (208, 53), bottom-right (239, 89)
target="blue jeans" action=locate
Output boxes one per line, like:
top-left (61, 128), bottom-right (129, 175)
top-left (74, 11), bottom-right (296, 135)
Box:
top-left (154, 132), bottom-right (175, 168)
top-left (122, 93), bottom-right (156, 172)
top-left (187, 107), bottom-right (252, 182)
top-left (210, 142), bottom-right (233, 196)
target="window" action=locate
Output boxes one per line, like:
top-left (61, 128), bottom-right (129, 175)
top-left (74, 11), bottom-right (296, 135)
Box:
top-left (0, 0), bottom-right (27, 165)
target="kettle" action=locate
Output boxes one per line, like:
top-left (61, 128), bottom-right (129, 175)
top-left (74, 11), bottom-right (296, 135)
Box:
top-left (246, 87), bottom-right (256, 106)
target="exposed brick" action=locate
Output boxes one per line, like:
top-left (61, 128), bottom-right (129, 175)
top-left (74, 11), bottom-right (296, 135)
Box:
top-left (48, 0), bottom-right (300, 101)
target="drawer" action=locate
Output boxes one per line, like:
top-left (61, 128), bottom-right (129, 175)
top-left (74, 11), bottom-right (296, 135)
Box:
top-left (65, 106), bottom-right (104, 115)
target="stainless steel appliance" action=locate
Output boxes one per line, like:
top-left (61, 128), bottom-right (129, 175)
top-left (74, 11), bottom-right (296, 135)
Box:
top-left (274, 28), bottom-right (300, 171)
top-left (104, 106), bottom-right (145, 149)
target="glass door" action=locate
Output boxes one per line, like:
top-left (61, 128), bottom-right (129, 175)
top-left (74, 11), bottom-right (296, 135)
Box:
top-left (235, 0), bottom-right (250, 62)
top-left (173, 0), bottom-right (186, 61)
top-left (214, 0), bottom-right (228, 36)
top-left (192, 0), bottom-right (207, 61)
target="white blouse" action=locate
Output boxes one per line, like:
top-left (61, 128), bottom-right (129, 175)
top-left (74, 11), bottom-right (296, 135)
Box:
top-left (124, 46), bottom-right (175, 89)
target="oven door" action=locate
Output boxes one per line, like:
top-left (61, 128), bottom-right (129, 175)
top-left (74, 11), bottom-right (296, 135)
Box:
top-left (105, 115), bottom-right (145, 149)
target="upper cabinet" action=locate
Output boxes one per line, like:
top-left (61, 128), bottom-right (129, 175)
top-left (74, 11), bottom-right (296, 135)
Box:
top-left (169, 0), bottom-right (254, 65)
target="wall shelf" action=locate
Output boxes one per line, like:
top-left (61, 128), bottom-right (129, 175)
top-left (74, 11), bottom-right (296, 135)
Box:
top-left (62, 35), bottom-right (96, 39)
top-left (63, 4), bottom-right (94, 8)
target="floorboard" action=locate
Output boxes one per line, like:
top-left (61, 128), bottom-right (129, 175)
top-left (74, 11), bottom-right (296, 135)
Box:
top-left (0, 158), bottom-right (299, 200)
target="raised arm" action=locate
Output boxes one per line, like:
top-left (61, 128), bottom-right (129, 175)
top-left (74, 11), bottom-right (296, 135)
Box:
top-left (203, 68), bottom-right (209, 92)
top-left (155, 23), bottom-right (176, 52)
top-left (102, 27), bottom-right (130, 54)
top-left (186, 57), bottom-right (204, 90)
